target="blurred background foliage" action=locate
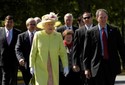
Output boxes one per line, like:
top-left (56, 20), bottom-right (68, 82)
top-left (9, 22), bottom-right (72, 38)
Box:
top-left (0, 0), bottom-right (125, 33)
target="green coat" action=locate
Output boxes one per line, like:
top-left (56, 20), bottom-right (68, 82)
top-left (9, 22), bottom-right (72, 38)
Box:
top-left (29, 30), bottom-right (68, 85)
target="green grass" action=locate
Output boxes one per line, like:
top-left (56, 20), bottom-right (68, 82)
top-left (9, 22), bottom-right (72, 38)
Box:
top-left (17, 70), bottom-right (22, 77)
top-left (17, 69), bottom-right (23, 82)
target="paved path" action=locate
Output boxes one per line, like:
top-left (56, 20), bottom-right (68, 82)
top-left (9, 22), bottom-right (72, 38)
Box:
top-left (17, 74), bottom-right (125, 85)
top-left (115, 75), bottom-right (125, 85)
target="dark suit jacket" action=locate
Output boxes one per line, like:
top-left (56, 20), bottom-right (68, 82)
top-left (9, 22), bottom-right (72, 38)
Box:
top-left (56, 25), bottom-right (78, 34)
top-left (0, 27), bottom-right (21, 67)
top-left (83, 24), bottom-right (125, 77)
top-left (15, 31), bottom-right (32, 69)
top-left (72, 26), bottom-right (87, 70)
top-left (73, 25), bottom-right (95, 70)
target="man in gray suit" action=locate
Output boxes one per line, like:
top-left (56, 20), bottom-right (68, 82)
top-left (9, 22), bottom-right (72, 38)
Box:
top-left (0, 15), bottom-right (21, 85)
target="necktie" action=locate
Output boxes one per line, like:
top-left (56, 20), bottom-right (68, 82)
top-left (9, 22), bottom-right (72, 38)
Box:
top-left (31, 32), bottom-right (34, 44)
top-left (102, 28), bottom-right (108, 60)
top-left (6, 30), bottom-right (11, 45)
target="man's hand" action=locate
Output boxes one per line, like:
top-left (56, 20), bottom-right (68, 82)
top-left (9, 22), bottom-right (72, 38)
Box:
top-left (84, 70), bottom-right (91, 79)
top-left (72, 65), bottom-right (80, 72)
top-left (19, 59), bottom-right (25, 66)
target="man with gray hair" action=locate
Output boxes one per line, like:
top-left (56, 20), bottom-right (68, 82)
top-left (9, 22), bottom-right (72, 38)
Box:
top-left (56, 13), bottom-right (78, 34)
top-left (15, 18), bottom-right (36, 85)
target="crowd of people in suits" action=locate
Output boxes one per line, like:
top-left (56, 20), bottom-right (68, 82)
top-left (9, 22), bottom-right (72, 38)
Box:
top-left (0, 8), bottom-right (125, 85)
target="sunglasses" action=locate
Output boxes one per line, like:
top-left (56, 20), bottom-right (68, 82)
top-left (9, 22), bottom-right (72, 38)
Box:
top-left (83, 16), bottom-right (91, 20)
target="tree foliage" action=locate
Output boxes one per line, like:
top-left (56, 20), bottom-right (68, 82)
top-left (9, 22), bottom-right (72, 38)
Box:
top-left (0, 0), bottom-right (125, 32)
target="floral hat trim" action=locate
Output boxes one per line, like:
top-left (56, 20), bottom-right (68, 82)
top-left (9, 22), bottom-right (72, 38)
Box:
top-left (42, 12), bottom-right (58, 22)
top-left (37, 12), bottom-right (58, 29)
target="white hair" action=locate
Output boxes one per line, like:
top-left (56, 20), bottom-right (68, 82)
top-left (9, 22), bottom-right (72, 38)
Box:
top-left (64, 13), bottom-right (73, 20)
top-left (26, 18), bottom-right (36, 26)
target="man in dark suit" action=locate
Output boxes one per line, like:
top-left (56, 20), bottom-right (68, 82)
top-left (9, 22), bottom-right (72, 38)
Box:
top-left (72, 11), bottom-right (94, 85)
top-left (56, 13), bottom-right (78, 34)
top-left (0, 15), bottom-right (21, 85)
top-left (15, 18), bottom-right (36, 85)
top-left (83, 9), bottom-right (125, 85)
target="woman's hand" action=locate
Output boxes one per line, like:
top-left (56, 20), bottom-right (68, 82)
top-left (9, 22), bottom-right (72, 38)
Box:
top-left (63, 66), bottom-right (69, 77)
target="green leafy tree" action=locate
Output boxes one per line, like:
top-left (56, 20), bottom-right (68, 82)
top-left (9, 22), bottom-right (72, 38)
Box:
top-left (0, 0), bottom-right (124, 36)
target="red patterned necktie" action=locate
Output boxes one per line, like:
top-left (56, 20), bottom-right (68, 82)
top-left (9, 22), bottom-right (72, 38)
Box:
top-left (102, 28), bottom-right (108, 60)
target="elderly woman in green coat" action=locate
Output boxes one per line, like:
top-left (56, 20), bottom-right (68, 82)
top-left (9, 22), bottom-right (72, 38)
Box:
top-left (29, 12), bottom-right (69, 85)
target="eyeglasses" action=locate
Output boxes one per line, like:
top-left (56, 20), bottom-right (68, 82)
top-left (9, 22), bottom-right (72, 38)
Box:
top-left (83, 16), bottom-right (91, 20)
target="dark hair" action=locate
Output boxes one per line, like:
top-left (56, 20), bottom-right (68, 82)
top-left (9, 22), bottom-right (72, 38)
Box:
top-left (77, 15), bottom-right (83, 23)
top-left (83, 11), bottom-right (92, 17)
top-left (5, 15), bottom-right (14, 21)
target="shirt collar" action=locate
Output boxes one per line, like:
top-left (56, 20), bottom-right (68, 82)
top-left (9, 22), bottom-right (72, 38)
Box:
top-left (98, 24), bottom-right (107, 31)
top-left (28, 30), bottom-right (36, 36)
top-left (5, 27), bottom-right (13, 33)
top-left (65, 25), bottom-right (72, 29)
top-left (85, 24), bottom-right (93, 30)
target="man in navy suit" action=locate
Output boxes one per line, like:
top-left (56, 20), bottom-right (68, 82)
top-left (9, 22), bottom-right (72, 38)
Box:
top-left (83, 9), bottom-right (125, 85)
top-left (0, 15), bottom-right (21, 85)
top-left (15, 18), bottom-right (36, 85)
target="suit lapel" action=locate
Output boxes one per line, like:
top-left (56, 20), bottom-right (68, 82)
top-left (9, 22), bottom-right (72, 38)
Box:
top-left (10, 28), bottom-right (15, 45)
top-left (72, 26), bottom-right (75, 32)
top-left (107, 25), bottom-right (112, 42)
top-left (64, 26), bottom-right (67, 31)
top-left (1, 28), bottom-right (8, 45)
top-left (94, 26), bottom-right (100, 42)
top-left (106, 24), bottom-right (112, 52)
top-left (25, 31), bottom-right (31, 46)
top-left (94, 26), bottom-right (102, 56)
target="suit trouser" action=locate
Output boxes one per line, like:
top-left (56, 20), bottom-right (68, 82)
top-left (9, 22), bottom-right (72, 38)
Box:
top-left (19, 66), bottom-right (32, 85)
top-left (93, 59), bottom-right (116, 85)
top-left (80, 70), bottom-right (95, 85)
top-left (1, 66), bottom-right (18, 85)
top-left (59, 70), bottom-right (83, 85)
top-left (0, 67), bottom-right (2, 85)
